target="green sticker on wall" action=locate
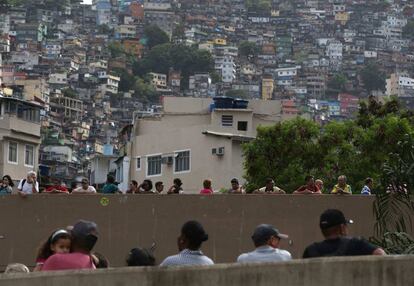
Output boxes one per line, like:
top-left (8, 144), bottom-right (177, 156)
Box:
top-left (100, 197), bottom-right (109, 207)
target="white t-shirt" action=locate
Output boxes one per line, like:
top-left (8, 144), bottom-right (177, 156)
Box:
top-left (18, 179), bottom-right (39, 194)
top-left (72, 186), bottom-right (97, 193)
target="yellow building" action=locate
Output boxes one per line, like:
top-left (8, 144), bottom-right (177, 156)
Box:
top-left (262, 78), bottom-right (274, 100)
top-left (335, 12), bottom-right (349, 25)
top-left (214, 38), bottom-right (227, 46)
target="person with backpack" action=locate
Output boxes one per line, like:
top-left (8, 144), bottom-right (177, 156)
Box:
top-left (17, 171), bottom-right (39, 197)
top-left (303, 209), bottom-right (385, 258)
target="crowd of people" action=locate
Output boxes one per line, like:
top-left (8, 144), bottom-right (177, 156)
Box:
top-left (0, 171), bottom-right (378, 196)
top-left (2, 208), bottom-right (385, 274)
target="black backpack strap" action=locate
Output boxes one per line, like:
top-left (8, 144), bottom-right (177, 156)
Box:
top-left (21, 179), bottom-right (26, 189)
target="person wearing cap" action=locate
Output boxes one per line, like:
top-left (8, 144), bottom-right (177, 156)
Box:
top-left (42, 220), bottom-right (99, 271)
top-left (160, 221), bottom-right (214, 266)
top-left (253, 178), bottom-right (285, 194)
top-left (227, 178), bottom-right (245, 194)
top-left (303, 209), bottom-right (385, 258)
top-left (237, 224), bottom-right (291, 263)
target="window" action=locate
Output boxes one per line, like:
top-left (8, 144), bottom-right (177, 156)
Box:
top-left (238, 121), bottom-right (248, 131)
top-left (136, 157), bottom-right (141, 170)
top-left (222, 115), bottom-right (233, 127)
top-left (175, 150), bottom-right (190, 173)
top-left (25, 144), bottom-right (34, 166)
top-left (8, 142), bottom-right (18, 164)
top-left (147, 155), bottom-right (162, 177)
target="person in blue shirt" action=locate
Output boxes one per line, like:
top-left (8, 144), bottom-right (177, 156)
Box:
top-left (361, 178), bottom-right (373, 195)
top-left (102, 175), bottom-right (120, 194)
top-left (0, 175), bottom-right (14, 195)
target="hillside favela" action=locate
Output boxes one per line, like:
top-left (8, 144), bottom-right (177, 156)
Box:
top-left (0, 0), bottom-right (413, 285)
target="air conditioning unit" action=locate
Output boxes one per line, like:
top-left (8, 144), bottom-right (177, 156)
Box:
top-left (212, 147), bottom-right (225, 156)
top-left (162, 156), bottom-right (174, 165)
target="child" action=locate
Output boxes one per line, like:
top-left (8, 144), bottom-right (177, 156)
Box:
top-left (34, 229), bottom-right (71, 271)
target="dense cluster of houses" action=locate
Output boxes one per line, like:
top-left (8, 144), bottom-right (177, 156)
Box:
top-left (0, 0), bottom-right (413, 189)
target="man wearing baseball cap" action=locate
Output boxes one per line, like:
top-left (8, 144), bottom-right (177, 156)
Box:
top-left (42, 220), bottom-right (99, 271)
top-left (303, 209), bottom-right (385, 258)
top-left (237, 224), bottom-right (291, 263)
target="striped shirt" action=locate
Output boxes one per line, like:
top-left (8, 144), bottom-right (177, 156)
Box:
top-left (160, 249), bottom-right (214, 266)
top-left (237, 246), bottom-right (292, 263)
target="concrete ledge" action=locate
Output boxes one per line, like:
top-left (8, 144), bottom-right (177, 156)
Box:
top-left (1, 256), bottom-right (413, 286)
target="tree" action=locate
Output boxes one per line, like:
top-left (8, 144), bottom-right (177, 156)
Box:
top-left (245, 0), bottom-right (271, 13)
top-left (327, 73), bottom-right (348, 96)
top-left (403, 20), bottom-right (414, 40)
top-left (108, 41), bottom-right (125, 58)
top-left (144, 25), bottom-right (170, 50)
top-left (360, 64), bottom-right (386, 94)
top-left (132, 44), bottom-right (214, 88)
top-left (238, 41), bottom-right (259, 58)
top-left (62, 88), bottom-right (77, 98)
top-left (243, 98), bottom-right (414, 193)
top-left (112, 68), bottom-right (135, 92)
top-left (133, 77), bottom-right (158, 104)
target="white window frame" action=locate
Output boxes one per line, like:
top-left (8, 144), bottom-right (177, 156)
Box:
top-left (136, 156), bottom-right (141, 171)
top-left (8, 141), bottom-right (18, 165)
top-left (174, 149), bottom-right (191, 174)
top-left (24, 144), bottom-right (35, 167)
top-left (146, 153), bottom-right (162, 177)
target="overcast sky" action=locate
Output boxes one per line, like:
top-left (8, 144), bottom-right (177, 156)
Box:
top-left (83, 0), bottom-right (92, 4)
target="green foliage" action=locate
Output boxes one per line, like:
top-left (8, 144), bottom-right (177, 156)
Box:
top-left (245, 0), bottom-right (271, 12)
top-left (112, 68), bottom-right (135, 92)
top-left (108, 41), bottom-right (125, 58)
top-left (360, 64), bottom-right (386, 93)
top-left (403, 20), bottom-right (414, 39)
top-left (133, 76), bottom-right (158, 104)
top-left (372, 232), bottom-right (414, 254)
top-left (244, 98), bottom-right (414, 193)
top-left (62, 88), bottom-right (77, 98)
top-left (144, 25), bottom-right (170, 50)
top-left (238, 41), bottom-right (259, 58)
top-left (243, 118), bottom-right (320, 192)
top-left (327, 73), bottom-right (348, 96)
top-left (132, 43), bottom-right (214, 89)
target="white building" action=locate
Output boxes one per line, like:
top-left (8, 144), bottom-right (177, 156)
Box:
top-left (386, 73), bottom-right (414, 97)
top-left (106, 75), bottom-right (120, 94)
top-left (126, 97), bottom-right (283, 193)
top-left (215, 55), bottom-right (236, 83)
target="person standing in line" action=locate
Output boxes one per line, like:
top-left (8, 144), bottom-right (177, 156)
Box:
top-left (102, 175), bottom-right (120, 194)
top-left (0, 175), bottom-right (14, 195)
top-left (155, 181), bottom-right (164, 194)
top-left (361, 178), bottom-right (373, 195)
top-left (227, 178), bottom-right (245, 194)
top-left (138, 179), bottom-right (155, 194)
top-left (200, 179), bottom-right (214, 195)
top-left (315, 179), bottom-right (324, 193)
top-left (303, 209), bottom-right (386, 258)
top-left (168, 178), bottom-right (184, 194)
top-left (237, 224), bottom-right (291, 263)
top-left (293, 175), bottom-right (321, 194)
top-left (17, 171), bottom-right (39, 197)
top-left (253, 178), bottom-right (285, 194)
top-left (331, 175), bottom-right (352, 195)
top-left (160, 221), bottom-right (214, 266)
top-left (72, 178), bottom-right (97, 194)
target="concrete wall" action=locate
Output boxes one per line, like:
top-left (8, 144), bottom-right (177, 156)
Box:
top-left (0, 195), bottom-right (399, 270)
top-left (1, 256), bottom-right (413, 286)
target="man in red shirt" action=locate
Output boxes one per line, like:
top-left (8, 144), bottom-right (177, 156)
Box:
top-left (293, 175), bottom-right (321, 194)
top-left (42, 220), bottom-right (99, 271)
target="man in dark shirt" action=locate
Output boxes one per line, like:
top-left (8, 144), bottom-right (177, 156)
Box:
top-left (303, 209), bottom-right (386, 258)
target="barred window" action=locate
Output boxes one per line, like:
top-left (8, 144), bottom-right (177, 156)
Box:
top-left (147, 155), bottom-right (162, 176)
top-left (175, 151), bottom-right (190, 173)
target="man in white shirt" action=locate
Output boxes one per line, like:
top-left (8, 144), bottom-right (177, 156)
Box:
top-left (237, 224), bottom-right (292, 263)
top-left (72, 178), bottom-right (97, 194)
top-left (17, 171), bottom-right (39, 197)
